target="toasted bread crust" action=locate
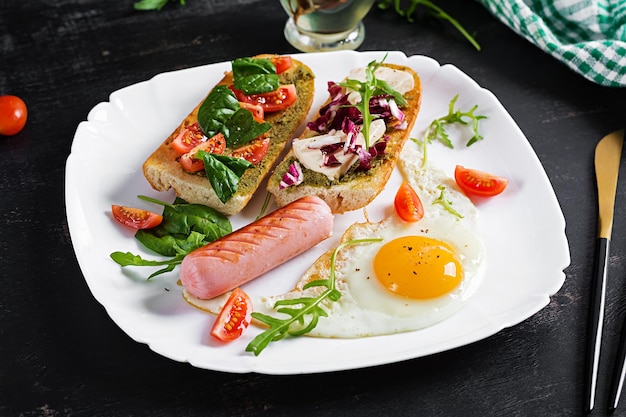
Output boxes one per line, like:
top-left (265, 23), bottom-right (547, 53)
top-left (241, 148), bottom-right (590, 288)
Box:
top-left (266, 63), bottom-right (421, 214)
top-left (142, 56), bottom-right (315, 215)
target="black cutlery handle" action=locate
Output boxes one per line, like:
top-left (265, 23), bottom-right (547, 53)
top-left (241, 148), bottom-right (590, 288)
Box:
top-left (608, 312), bottom-right (626, 411)
top-left (584, 237), bottom-right (610, 413)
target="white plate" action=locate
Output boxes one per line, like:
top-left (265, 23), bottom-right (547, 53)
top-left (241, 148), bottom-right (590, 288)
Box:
top-left (65, 51), bottom-right (570, 374)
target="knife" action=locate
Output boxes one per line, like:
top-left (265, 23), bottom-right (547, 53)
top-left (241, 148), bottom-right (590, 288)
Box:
top-left (584, 129), bottom-right (624, 413)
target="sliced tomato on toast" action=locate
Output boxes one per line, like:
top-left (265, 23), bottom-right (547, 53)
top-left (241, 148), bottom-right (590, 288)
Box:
top-left (180, 133), bottom-right (227, 173)
top-left (239, 102), bottom-right (265, 123)
top-left (231, 84), bottom-right (297, 113)
top-left (232, 137), bottom-right (270, 164)
top-left (171, 122), bottom-right (207, 154)
top-left (270, 56), bottom-right (292, 74)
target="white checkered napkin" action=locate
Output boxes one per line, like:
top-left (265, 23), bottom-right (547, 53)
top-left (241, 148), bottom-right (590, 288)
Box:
top-left (475, 0), bottom-right (626, 87)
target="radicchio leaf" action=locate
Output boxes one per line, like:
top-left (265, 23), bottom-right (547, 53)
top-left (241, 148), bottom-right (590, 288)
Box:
top-left (279, 161), bottom-right (303, 189)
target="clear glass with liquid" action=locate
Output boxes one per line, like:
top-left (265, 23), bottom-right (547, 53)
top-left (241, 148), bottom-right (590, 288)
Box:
top-left (279, 0), bottom-right (376, 52)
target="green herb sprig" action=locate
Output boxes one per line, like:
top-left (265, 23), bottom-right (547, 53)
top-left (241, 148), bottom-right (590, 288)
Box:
top-left (246, 238), bottom-right (382, 356)
top-left (378, 0), bottom-right (480, 51)
top-left (413, 94), bottom-right (487, 168)
top-left (425, 94), bottom-right (487, 148)
top-left (433, 185), bottom-right (463, 218)
top-left (110, 251), bottom-right (185, 279)
top-left (339, 56), bottom-right (404, 149)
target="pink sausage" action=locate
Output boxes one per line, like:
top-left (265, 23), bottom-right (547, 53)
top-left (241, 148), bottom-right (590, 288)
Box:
top-left (180, 196), bottom-right (334, 299)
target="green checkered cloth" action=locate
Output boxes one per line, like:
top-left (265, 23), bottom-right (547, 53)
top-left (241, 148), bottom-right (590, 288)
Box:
top-left (475, 0), bottom-right (626, 87)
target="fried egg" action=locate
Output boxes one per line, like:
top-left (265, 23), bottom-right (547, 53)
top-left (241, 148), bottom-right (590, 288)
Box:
top-left (184, 145), bottom-right (486, 338)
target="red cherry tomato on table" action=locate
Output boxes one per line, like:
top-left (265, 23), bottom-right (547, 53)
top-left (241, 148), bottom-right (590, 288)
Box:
top-left (111, 205), bottom-right (163, 229)
top-left (454, 165), bottom-right (509, 198)
top-left (231, 84), bottom-right (297, 113)
top-left (394, 181), bottom-right (424, 222)
top-left (0, 95), bottom-right (28, 136)
top-left (231, 137), bottom-right (270, 164)
top-left (210, 288), bottom-right (252, 342)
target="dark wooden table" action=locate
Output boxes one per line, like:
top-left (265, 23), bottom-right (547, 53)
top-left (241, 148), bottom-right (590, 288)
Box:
top-left (2, 1), bottom-right (626, 416)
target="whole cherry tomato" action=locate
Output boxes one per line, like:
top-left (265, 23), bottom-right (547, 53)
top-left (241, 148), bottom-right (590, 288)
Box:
top-left (0, 95), bottom-right (28, 136)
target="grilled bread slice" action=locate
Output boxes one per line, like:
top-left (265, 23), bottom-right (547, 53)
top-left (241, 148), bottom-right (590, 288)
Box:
top-left (266, 63), bottom-right (421, 214)
top-left (143, 55), bottom-right (315, 215)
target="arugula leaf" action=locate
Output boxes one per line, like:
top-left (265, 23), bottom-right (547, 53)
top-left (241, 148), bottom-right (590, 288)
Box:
top-left (375, 78), bottom-right (407, 107)
top-left (424, 94), bottom-right (487, 149)
top-left (338, 54), bottom-right (407, 149)
top-left (245, 238), bottom-right (382, 356)
top-left (339, 58), bottom-right (386, 149)
top-left (434, 185), bottom-right (464, 218)
top-left (232, 58), bottom-right (279, 95)
top-left (110, 252), bottom-right (185, 279)
top-left (196, 150), bottom-right (253, 203)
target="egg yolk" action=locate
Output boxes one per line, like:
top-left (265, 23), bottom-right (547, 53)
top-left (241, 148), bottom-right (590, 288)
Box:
top-left (373, 236), bottom-right (463, 299)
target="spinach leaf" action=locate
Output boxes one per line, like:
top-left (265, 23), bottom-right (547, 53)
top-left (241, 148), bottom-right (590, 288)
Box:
top-left (133, 196), bottom-right (231, 256)
top-left (135, 230), bottom-right (209, 258)
top-left (197, 85), bottom-right (240, 139)
top-left (196, 151), bottom-right (253, 203)
top-left (154, 197), bottom-right (232, 237)
top-left (232, 57), bottom-right (276, 77)
top-left (232, 58), bottom-right (279, 94)
top-left (226, 108), bottom-right (271, 148)
top-left (196, 85), bottom-right (271, 148)
top-left (110, 196), bottom-right (233, 280)
top-left (192, 56), bottom-right (280, 203)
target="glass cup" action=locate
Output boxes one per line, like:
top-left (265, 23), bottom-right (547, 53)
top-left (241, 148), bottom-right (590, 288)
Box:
top-left (279, 0), bottom-right (376, 52)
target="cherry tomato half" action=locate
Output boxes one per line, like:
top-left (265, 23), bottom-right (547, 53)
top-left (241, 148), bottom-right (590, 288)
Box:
top-left (270, 56), bottom-right (292, 74)
top-left (0, 95), bottom-right (28, 136)
top-left (231, 84), bottom-right (297, 113)
top-left (454, 165), bottom-right (509, 198)
top-left (111, 205), bottom-right (163, 229)
top-left (239, 101), bottom-right (265, 123)
top-left (394, 181), bottom-right (424, 222)
top-left (180, 133), bottom-right (227, 173)
top-left (231, 137), bottom-right (270, 164)
top-left (210, 288), bottom-right (252, 342)
top-left (171, 122), bottom-right (207, 154)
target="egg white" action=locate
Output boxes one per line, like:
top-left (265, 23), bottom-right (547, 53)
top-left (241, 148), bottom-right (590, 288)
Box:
top-left (183, 145), bottom-right (487, 338)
